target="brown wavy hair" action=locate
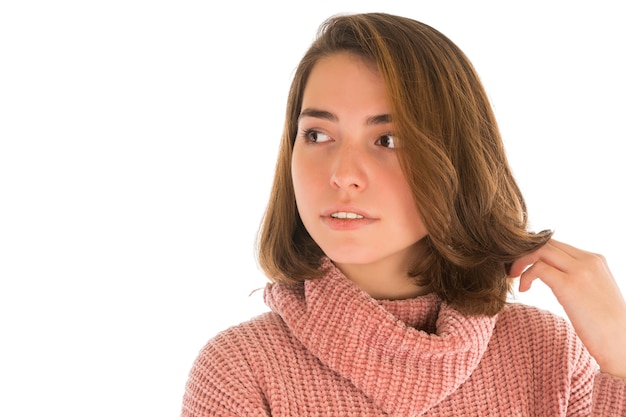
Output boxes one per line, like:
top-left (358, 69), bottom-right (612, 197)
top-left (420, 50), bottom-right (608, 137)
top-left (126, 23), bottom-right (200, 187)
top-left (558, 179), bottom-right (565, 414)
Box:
top-left (256, 12), bottom-right (551, 316)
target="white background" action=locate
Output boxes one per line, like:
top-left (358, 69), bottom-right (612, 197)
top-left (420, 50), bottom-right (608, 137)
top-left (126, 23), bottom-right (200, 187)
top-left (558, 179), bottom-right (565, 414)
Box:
top-left (1, 1), bottom-right (624, 416)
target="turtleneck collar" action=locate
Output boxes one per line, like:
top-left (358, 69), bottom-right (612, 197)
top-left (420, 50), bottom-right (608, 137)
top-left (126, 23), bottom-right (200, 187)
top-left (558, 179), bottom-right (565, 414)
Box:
top-left (264, 258), bottom-right (497, 416)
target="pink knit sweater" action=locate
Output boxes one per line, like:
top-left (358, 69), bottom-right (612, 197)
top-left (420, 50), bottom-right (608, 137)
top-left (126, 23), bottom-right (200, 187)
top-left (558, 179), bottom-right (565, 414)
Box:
top-left (181, 259), bottom-right (626, 416)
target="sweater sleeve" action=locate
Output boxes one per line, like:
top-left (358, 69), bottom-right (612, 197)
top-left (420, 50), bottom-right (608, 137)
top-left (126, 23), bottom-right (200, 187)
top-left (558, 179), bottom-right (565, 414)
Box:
top-left (181, 329), bottom-right (271, 417)
top-left (565, 329), bottom-right (626, 416)
top-left (592, 372), bottom-right (626, 415)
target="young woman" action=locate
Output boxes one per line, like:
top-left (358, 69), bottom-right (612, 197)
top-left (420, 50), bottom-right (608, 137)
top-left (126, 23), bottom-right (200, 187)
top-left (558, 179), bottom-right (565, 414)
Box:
top-left (181, 13), bottom-right (626, 416)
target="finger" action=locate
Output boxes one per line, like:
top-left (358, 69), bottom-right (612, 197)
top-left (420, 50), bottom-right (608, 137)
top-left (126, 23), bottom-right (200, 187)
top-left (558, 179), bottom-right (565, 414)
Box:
top-left (548, 240), bottom-right (610, 277)
top-left (546, 239), bottom-right (588, 260)
top-left (518, 259), bottom-right (568, 293)
top-left (508, 240), bottom-right (574, 277)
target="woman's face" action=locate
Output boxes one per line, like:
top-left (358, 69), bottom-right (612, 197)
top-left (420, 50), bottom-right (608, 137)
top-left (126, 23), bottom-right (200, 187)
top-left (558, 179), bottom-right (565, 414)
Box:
top-left (291, 52), bottom-right (428, 274)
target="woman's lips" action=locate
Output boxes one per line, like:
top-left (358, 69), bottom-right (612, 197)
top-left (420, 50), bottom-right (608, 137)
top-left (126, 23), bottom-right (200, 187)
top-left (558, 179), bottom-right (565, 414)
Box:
top-left (321, 209), bottom-right (376, 230)
top-left (330, 211), bottom-right (364, 219)
top-left (322, 207), bottom-right (374, 219)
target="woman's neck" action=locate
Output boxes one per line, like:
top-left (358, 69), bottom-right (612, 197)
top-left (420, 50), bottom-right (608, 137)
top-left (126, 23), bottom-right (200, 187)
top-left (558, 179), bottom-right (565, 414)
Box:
top-left (334, 254), bottom-right (430, 300)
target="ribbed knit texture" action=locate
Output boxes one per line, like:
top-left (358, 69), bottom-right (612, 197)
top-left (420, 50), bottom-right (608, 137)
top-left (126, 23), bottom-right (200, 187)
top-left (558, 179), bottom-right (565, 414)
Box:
top-left (182, 259), bottom-right (626, 416)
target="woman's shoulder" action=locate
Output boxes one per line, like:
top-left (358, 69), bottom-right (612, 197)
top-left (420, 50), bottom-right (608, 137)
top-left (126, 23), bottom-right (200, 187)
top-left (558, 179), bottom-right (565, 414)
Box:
top-left (498, 302), bottom-right (572, 336)
top-left (495, 302), bottom-right (585, 359)
top-left (183, 312), bottom-right (288, 415)
top-left (202, 311), bottom-right (289, 355)
top-left (188, 311), bottom-right (292, 386)
top-left (500, 301), bottom-right (566, 321)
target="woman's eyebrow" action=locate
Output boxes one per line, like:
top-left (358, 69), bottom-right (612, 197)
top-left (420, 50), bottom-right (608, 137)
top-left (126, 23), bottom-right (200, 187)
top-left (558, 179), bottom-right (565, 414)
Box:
top-left (298, 108), bottom-right (391, 125)
top-left (366, 114), bottom-right (391, 125)
top-left (298, 108), bottom-right (337, 123)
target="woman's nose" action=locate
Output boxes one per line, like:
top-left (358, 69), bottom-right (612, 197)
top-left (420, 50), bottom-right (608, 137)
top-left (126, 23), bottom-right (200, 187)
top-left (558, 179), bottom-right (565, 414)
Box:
top-left (329, 144), bottom-right (368, 191)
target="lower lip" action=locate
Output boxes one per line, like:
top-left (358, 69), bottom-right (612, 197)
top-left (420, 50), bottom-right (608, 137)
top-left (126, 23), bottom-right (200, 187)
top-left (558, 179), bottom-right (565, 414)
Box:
top-left (322, 216), bottom-right (376, 231)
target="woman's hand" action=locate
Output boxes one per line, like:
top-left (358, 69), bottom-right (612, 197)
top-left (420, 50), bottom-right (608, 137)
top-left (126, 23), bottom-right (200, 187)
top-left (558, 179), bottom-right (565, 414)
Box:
top-left (509, 239), bottom-right (626, 378)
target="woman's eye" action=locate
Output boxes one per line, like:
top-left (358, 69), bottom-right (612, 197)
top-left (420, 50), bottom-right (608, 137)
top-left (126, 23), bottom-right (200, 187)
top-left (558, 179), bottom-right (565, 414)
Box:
top-left (376, 134), bottom-right (395, 148)
top-left (305, 129), bottom-right (331, 143)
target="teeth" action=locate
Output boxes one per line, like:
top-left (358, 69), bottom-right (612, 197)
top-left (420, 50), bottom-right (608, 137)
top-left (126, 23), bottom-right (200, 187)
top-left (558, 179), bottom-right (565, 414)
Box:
top-left (331, 212), bottom-right (364, 219)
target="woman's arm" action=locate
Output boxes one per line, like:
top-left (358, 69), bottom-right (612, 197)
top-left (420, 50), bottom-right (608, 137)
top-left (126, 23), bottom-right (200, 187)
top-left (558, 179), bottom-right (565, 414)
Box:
top-left (509, 238), bottom-right (626, 378)
top-left (509, 239), bottom-right (626, 415)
